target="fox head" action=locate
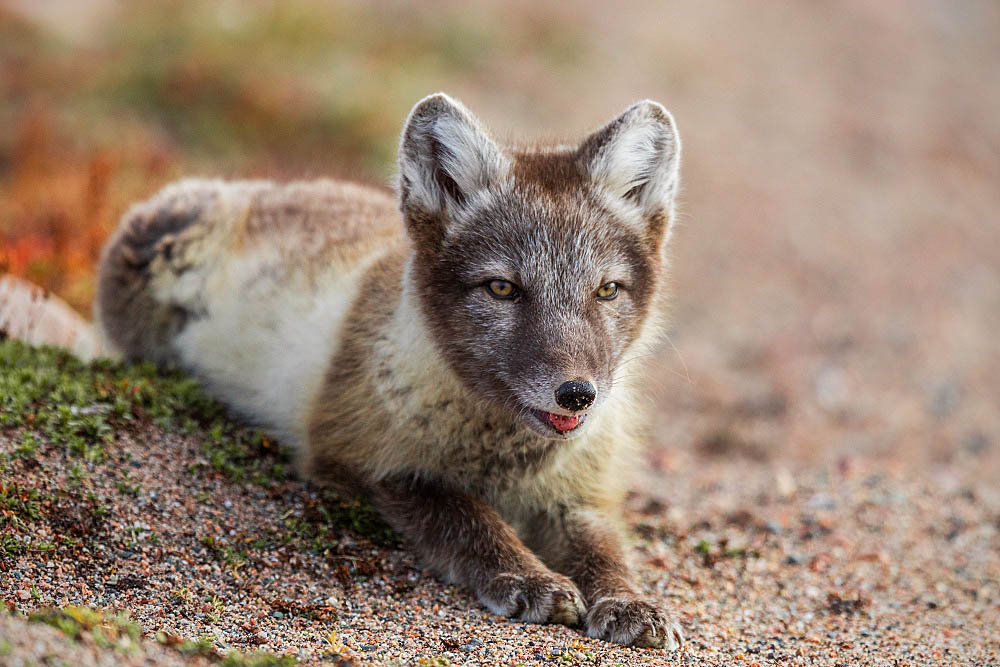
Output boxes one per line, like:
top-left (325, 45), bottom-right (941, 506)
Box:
top-left (397, 93), bottom-right (681, 439)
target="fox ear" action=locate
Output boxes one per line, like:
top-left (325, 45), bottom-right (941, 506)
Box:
top-left (398, 93), bottom-right (507, 219)
top-left (580, 100), bottom-right (681, 218)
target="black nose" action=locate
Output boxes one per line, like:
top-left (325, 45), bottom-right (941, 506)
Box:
top-left (554, 380), bottom-right (596, 412)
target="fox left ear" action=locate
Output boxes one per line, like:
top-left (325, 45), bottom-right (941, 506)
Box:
top-left (397, 93), bottom-right (508, 224)
top-left (579, 100), bottom-right (681, 226)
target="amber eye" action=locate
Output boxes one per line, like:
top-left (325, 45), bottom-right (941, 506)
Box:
top-left (488, 280), bottom-right (517, 299)
top-left (596, 282), bottom-right (619, 300)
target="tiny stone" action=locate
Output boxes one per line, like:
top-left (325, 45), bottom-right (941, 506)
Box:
top-left (807, 493), bottom-right (836, 510)
top-left (962, 431), bottom-right (990, 455)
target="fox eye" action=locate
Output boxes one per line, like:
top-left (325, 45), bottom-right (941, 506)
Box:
top-left (487, 280), bottom-right (517, 299)
top-left (596, 282), bottom-right (619, 300)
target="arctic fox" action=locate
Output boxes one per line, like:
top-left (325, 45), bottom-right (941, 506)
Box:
top-left (96, 93), bottom-right (684, 649)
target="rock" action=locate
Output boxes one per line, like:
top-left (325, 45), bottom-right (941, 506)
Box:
top-left (962, 431), bottom-right (990, 455)
top-left (814, 367), bottom-right (849, 414)
top-left (927, 379), bottom-right (963, 418)
top-left (807, 493), bottom-right (836, 510)
top-left (461, 638), bottom-right (484, 652)
top-left (776, 467), bottom-right (796, 497)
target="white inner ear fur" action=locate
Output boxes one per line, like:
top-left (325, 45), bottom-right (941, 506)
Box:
top-left (398, 93), bottom-right (509, 215)
top-left (585, 101), bottom-right (681, 214)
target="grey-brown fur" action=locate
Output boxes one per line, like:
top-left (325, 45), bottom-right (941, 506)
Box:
top-left (96, 93), bottom-right (684, 649)
top-left (97, 185), bottom-right (212, 366)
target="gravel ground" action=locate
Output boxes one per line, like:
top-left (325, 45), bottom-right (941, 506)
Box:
top-left (1, 360), bottom-right (997, 665)
top-left (0, 611), bottom-right (201, 667)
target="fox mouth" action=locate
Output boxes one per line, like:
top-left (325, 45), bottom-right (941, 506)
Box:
top-left (529, 408), bottom-right (587, 435)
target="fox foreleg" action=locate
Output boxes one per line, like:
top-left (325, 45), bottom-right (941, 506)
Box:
top-left (371, 476), bottom-right (585, 627)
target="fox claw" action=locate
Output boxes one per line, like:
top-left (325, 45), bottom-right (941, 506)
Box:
top-left (585, 595), bottom-right (683, 649)
top-left (479, 571), bottom-right (585, 626)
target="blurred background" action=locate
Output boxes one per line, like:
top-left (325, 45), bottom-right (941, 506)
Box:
top-left (2, 0), bottom-right (998, 469)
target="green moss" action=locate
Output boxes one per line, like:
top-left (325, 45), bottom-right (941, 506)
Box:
top-left (694, 538), bottom-right (761, 567)
top-left (1, 339), bottom-right (398, 550)
top-left (168, 633), bottom-right (218, 657)
top-left (27, 606), bottom-right (92, 640)
top-left (278, 494), bottom-right (398, 551)
top-left (13, 433), bottom-right (39, 459)
top-left (0, 533), bottom-right (27, 558)
top-left (320, 497), bottom-right (399, 548)
top-left (0, 483), bottom-right (43, 529)
top-left (27, 606), bottom-right (142, 652)
top-left (0, 339), bottom-right (287, 484)
top-left (417, 657), bottom-right (453, 666)
top-left (154, 631), bottom-right (298, 665)
top-left (22, 609), bottom-right (297, 663)
top-left (201, 535), bottom-right (248, 574)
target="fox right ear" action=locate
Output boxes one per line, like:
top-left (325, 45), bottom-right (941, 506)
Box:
top-left (397, 93), bottom-right (508, 222)
top-left (579, 100), bottom-right (681, 222)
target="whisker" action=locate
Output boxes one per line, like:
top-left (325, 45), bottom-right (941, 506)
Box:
top-left (661, 331), bottom-right (693, 385)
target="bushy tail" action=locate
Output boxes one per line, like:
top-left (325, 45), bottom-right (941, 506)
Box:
top-left (0, 274), bottom-right (107, 359)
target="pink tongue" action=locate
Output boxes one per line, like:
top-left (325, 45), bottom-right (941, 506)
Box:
top-left (548, 413), bottom-right (581, 432)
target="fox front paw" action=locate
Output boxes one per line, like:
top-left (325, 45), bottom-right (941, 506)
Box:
top-left (585, 595), bottom-right (684, 649)
top-left (479, 571), bottom-right (585, 626)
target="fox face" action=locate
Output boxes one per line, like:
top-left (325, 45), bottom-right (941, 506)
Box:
top-left (398, 94), bottom-right (681, 439)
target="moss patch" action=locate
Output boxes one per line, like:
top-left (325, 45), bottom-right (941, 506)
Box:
top-left (25, 605), bottom-right (299, 664)
top-left (0, 339), bottom-right (397, 553)
top-left (0, 339), bottom-right (287, 483)
top-left (28, 605), bottom-right (142, 653)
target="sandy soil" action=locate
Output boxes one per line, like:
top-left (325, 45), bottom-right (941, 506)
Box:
top-left (2, 413), bottom-right (998, 665)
